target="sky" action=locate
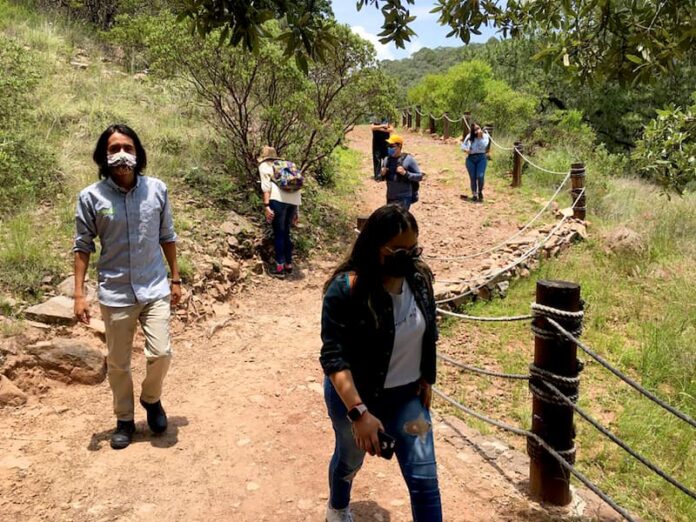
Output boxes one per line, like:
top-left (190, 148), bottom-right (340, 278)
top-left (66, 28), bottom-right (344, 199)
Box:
top-left (330, 1), bottom-right (500, 61)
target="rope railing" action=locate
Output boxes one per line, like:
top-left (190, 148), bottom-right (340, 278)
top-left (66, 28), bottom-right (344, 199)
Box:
top-left (515, 147), bottom-right (569, 176)
top-left (437, 352), bottom-right (530, 380)
top-left (435, 195), bottom-right (582, 305)
top-left (437, 307), bottom-right (532, 322)
top-left (544, 317), bottom-right (696, 430)
top-left (432, 387), bottom-right (637, 521)
top-left (426, 170), bottom-right (572, 261)
top-left (539, 380), bottom-right (696, 501)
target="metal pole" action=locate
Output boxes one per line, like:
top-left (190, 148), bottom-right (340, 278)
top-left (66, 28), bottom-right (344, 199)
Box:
top-left (570, 163), bottom-right (586, 220)
top-left (529, 280), bottom-right (581, 505)
top-left (512, 141), bottom-right (523, 188)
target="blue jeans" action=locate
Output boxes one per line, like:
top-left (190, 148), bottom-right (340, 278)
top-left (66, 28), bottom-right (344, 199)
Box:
top-left (269, 200), bottom-right (297, 265)
top-left (387, 197), bottom-right (412, 211)
top-left (324, 378), bottom-right (443, 521)
top-left (465, 153), bottom-right (487, 196)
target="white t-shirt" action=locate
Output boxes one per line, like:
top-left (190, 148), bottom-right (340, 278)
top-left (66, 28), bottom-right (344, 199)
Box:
top-left (384, 281), bottom-right (425, 389)
top-left (258, 161), bottom-right (302, 206)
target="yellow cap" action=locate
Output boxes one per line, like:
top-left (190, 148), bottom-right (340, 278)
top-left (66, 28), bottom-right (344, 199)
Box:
top-left (385, 134), bottom-right (404, 145)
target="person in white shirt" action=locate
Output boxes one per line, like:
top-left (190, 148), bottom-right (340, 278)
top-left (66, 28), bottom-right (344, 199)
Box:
top-left (257, 146), bottom-right (301, 277)
top-left (460, 122), bottom-right (491, 203)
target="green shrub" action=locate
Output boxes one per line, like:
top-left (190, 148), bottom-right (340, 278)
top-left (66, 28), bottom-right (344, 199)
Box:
top-left (634, 102), bottom-right (696, 195)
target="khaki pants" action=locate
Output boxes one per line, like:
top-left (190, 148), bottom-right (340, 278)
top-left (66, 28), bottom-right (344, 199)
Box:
top-left (100, 297), bottom-right (172, 421)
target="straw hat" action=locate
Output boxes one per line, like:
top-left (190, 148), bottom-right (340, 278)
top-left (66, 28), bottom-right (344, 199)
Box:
top-left (257, 145), bottom-right (279, 163)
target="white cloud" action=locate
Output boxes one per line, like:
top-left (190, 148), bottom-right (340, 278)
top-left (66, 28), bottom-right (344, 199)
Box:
top-left (406, 39), bottom-right (423, 57)
top-left (351, 25), bottom-right (395, 61)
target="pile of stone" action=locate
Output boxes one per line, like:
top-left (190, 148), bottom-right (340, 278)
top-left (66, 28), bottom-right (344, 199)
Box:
top-left (434, 217), bottom-right (588, 307)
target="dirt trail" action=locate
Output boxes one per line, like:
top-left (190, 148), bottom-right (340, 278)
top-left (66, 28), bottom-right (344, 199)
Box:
top-left (1, 127), bottom-right (582, 521)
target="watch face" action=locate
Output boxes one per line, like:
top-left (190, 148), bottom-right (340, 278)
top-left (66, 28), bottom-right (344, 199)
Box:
top-left (347, 407), bottom-right (361, 422)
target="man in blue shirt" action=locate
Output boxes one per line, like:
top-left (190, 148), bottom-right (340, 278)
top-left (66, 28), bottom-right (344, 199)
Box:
top-left (73, 124), bottom-right (181, 449)
top-left (378, 134), bottom-right (423, 210)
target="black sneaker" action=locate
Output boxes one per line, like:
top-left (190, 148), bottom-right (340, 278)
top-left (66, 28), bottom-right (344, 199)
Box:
top-left (140, 399), bottom-right (168, 434)
top-left (472, 194), bottom-right (479, 202)
top-left (110, 420), bottom-right (135, 450)
top-left (478, 192), bottom-right (484, 203)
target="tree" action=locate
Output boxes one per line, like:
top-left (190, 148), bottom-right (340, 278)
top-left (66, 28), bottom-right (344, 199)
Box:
top-left (141, 14), bottom-right (394, 185)
top-left (179, 0), bottom-right (696, 85)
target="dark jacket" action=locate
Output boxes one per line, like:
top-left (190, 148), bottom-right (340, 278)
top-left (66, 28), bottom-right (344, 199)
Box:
top-left (319, 270), bottom-right (438, 410)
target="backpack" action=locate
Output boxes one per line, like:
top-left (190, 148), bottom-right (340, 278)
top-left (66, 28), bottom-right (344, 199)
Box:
top-left (271, 160), bottom-right (304, 192)
top-left (395, 153), bottom-right (423, 203)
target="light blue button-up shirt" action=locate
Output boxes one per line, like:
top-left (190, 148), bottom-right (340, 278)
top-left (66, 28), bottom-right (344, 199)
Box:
top-left (461, 134), bottom-right (490, 155)
top-left (74, 175), bottom-right (177, 307)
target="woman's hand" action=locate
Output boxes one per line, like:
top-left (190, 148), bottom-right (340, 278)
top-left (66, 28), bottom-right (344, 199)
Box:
top-left (418, 378), bottom-right (432, 409)
top-left (486, 152), bottom-right (492, 160)
top-left (351, 412), bottom-right (385, 456)
top-left (264, 205), bottom-right (275, 224)
top-left (292, 211), bottom-right (299, 226)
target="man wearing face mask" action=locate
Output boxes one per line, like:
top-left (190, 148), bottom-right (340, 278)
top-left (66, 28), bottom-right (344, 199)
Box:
top-left (378, 135), bottom-right (423, 210)
top-left (73, 124), bottom-right (180, 450)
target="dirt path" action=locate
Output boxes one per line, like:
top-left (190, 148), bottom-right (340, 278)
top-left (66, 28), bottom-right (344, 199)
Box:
top-left (1, 127), bottom-right (582, 521)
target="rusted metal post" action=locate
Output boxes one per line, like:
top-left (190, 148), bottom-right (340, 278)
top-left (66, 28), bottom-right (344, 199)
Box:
top-left (512, 141), bottom-right (523, 188)
top-left (429, 115), bottom-right (436, 135)
top-left (415, 106), bottom-right (421, 130)
top-left (443, 113), bottom-right (450, 140)
top-left (462, 111), bottom-right (471, 139)
top-left (529, 280), bottom-right (581, 506)
top-left (570, 163), bottom-right (586, 220)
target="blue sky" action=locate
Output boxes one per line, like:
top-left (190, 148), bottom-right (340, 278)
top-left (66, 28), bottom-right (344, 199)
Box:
top-left (330, 1), bottom-right (500, 61)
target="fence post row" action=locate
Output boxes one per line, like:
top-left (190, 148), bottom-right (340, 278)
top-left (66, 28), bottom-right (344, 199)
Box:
top-left (512, 141), bottom-right (523, 188)
top-left (529, 280), bottom-right (582, 505)
top-left (570, 163), bottom-right (586, 220)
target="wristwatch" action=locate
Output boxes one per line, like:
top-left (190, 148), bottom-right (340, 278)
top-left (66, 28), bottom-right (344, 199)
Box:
top-left (347, 402), bottom-right (368, 422)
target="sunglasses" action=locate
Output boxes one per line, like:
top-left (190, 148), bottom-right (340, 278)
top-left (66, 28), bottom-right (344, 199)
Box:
top-left (384, 245), bottom-right (423, 258)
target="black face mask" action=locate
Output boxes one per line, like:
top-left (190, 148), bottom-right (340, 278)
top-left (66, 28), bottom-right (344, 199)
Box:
top-left (382, 251), bottom-right (416, 277)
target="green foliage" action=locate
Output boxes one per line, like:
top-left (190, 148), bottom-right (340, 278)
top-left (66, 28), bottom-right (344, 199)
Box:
top-left (0, 34), bottom-right (56, 214)
top-left (407, 59), bottom-right (537, 136)
top-left (634, 102), bottom-right (696, 195)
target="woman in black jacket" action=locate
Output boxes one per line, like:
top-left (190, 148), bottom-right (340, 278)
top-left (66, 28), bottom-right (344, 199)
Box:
top-left (320, 204), bottom-right (442, 522)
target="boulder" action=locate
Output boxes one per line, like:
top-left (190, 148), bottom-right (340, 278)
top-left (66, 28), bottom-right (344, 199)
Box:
top-left (0, 375), bottom-right (28, 406)
top-left (25, 296), bottom-right (76, 326)
top-left (603, 226), bottom-right (646, 256)
top-left (25, 339), bottom-right (106, 385)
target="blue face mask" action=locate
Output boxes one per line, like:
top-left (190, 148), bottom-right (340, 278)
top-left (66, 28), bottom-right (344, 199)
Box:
top-left (387, 146), bottom-right (397, 156)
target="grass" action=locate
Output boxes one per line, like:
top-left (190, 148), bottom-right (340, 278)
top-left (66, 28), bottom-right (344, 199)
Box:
top-left (436, 178), bottom-right (696, 521)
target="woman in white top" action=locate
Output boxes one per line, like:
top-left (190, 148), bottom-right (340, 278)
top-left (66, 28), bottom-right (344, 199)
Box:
top-left (257, 145), bottom-right (301, 276)
top-left (460, 122), bottom-right (491, 203)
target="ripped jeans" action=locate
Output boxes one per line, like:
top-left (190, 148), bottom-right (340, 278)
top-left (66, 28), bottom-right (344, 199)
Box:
top-left (324, 378), bottom-right (443, 521)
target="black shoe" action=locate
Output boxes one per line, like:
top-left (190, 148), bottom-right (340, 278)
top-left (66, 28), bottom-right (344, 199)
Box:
top-left (110, 420), bottom-right (135, 450)
top-left (472, 194), bottom-right (479, 202)
top-left (140, 399), bottom-right (168, 434)
top-left (478, 192), bottom-right (484, 203)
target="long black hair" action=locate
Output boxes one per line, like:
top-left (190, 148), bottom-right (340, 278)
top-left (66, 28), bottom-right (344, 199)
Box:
top-left (324, 205), bottom-right (432, 323)
top-left (93, 124), bottom-right (147, 179)
top-left (468, 121), bottom-right (483, 143)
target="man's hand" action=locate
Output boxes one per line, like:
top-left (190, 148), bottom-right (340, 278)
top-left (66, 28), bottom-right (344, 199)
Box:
top-left (171, 283), bottom-right (182, 306)
top-left (264, 205), bottom-right (275, 224)
top-left (292, 211), bottom-right (299, 226)
top-left (396, 166), bottom-right (406, 176)
top-left (351, 412), bottom-right (385, 456)
top-left (74, 296), bottom-right (90, 324)
top-left (379, 167), bottom-right (387, 177)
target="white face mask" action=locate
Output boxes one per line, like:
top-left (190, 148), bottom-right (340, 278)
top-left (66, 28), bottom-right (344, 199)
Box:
top-left (107, 151), bottom-right (137, 168)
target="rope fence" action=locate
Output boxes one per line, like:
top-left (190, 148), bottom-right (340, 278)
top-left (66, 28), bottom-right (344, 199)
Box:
top-left (433, 285), bottom-right (695, 520)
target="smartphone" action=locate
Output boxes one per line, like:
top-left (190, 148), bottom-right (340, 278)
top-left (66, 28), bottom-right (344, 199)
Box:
top-left (377, 431), bottom-right (396, 460)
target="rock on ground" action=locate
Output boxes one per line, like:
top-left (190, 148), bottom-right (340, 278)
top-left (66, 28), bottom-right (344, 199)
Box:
top-left (24, 296), bottom-right (76, 326)
top-left (25, 339), bottom-right (106, 385)
top-left (0, 375), bottom-right (28, 406)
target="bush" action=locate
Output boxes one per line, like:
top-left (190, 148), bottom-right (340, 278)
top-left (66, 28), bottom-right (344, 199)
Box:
top-left (634, 102), bottom-right (696, 195)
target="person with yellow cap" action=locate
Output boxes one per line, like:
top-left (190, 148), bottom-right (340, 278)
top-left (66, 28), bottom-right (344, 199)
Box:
top-left (378, 134), bottom-right (423, 210)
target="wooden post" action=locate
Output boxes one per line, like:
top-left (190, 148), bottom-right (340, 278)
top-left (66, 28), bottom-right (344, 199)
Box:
top-left (529, 280), bottom-right (581, 506)
top-left (512, 141), bottom-right (523, 188)
top-left (443, 113), bottom-right (450, 140)
top-left (415, 107), bottom-right (421, 130)
top-left (401, 110), bottom-right (407, 127)
top-left (570, 162), bottom-right (586, 220)
top-left (463, 111), bottom-right (471, 139)
top-left (407, 109), bottom-right (413, 129)
top-left (429, 115), bottom-right (436, 135)
top-left (484, 124), bottom-right (494, 137)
